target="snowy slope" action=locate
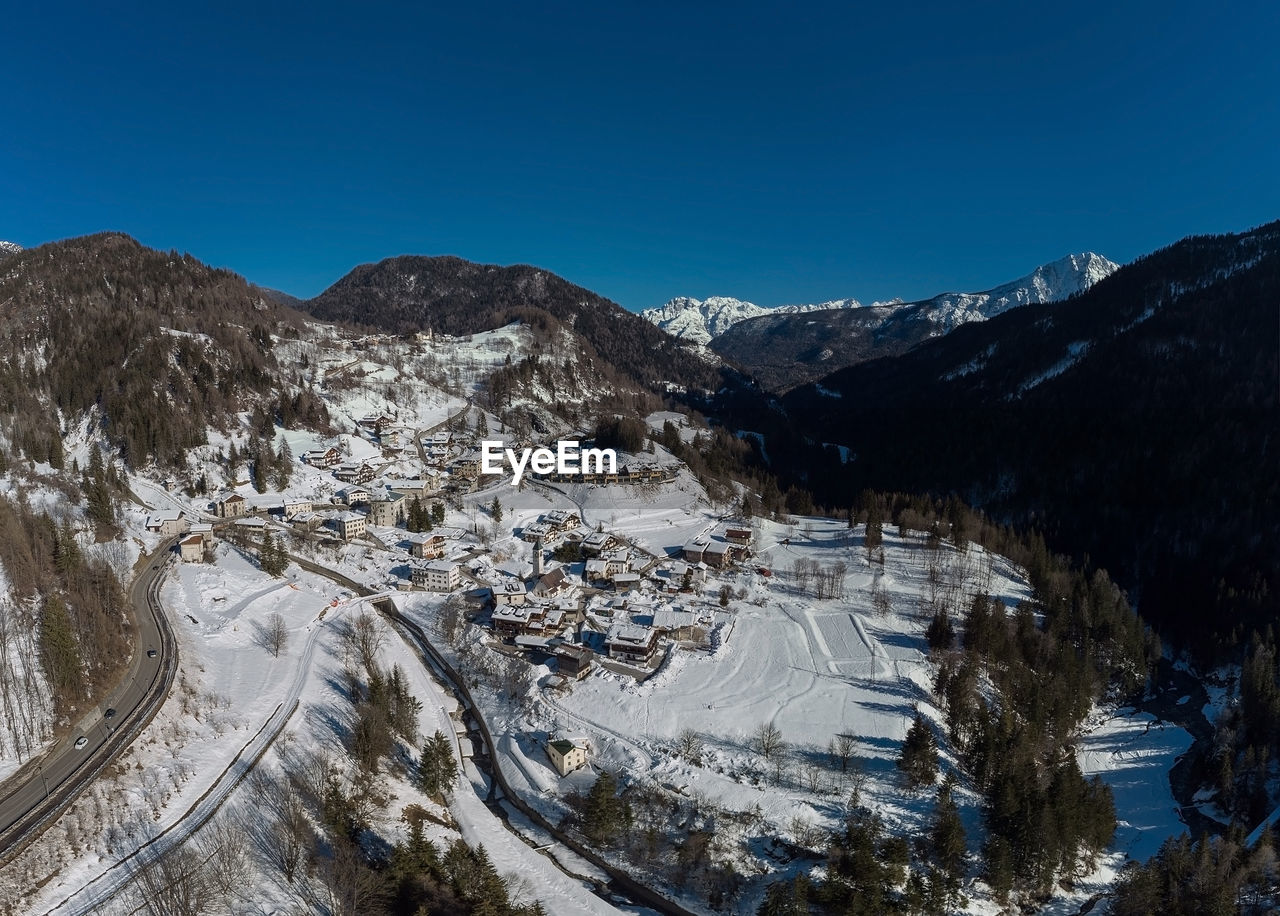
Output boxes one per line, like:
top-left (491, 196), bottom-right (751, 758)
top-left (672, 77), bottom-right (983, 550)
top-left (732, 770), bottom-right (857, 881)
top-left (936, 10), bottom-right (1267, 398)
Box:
top-left (644, 253), bottom-right (1118, 346)
top-left (0, 241), bottom-right (21, 258)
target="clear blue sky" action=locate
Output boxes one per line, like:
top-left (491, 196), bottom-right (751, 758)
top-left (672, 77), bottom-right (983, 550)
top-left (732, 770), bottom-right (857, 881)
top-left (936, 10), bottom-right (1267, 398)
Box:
top-left (2, 2), bottom-right (1277, 310)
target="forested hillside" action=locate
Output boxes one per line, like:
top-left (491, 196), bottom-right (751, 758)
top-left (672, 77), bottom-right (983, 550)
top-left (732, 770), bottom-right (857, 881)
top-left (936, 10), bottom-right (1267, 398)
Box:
top-left (0, 233), bottom-right (328, 467)
top-left (722, 222), bottom-right (1280, 651)
top-left (302, 255), bottom-right (721, 397)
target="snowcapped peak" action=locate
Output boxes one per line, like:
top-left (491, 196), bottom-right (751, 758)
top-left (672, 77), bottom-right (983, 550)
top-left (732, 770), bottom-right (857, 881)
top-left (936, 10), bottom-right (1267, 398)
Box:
top-left (0, 241), bottom-right (21, 258)
top-left (641, 296), bottom-right (770, 345)
top-left (642, 295), bottom-right (872, 345)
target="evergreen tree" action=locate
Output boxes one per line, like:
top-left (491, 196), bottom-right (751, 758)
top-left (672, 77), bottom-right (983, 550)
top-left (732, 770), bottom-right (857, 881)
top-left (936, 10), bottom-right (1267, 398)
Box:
top-left (897, 710), bottom-right (939, 788)
top-left (40, 594), bottom-right (83, 707)
top-left (489, 497), bottom-right (503, 524)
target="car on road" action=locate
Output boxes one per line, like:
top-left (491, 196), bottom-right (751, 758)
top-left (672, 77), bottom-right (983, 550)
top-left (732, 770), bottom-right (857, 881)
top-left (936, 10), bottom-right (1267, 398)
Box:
top-left (74, 736), bottom-right (88, 750)
top-left (147, 648), bottom-right (157, 658)
top-left (104, 708), bottom-right (116, 720)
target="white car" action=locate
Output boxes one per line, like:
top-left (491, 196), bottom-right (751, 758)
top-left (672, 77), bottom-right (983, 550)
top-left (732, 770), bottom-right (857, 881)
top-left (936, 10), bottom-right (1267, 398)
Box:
top-left (74, 736), bottom-right (88, 750)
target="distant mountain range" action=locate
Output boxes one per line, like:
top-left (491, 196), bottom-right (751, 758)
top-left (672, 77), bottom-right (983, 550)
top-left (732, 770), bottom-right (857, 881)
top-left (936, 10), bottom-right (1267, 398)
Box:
top-left (641, 294), bottom-right (876, 346)
top-left (648, 253), bottom-right (1119, 390)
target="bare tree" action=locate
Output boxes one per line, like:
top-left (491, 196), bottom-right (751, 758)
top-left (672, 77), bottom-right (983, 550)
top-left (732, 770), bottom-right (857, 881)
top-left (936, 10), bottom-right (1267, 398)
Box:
top-left (351, 612), bottom-right (385, 675)
top-left (676, 728), bottom-right (704, 764)
top-left (828, 733), bottom-right (856, 774)
top-left (266, 612), bottom-right (288, 658)
top-left (754, 721), bottom-right (787, 763)
top-left (437, 596), bottom-right (465, 645)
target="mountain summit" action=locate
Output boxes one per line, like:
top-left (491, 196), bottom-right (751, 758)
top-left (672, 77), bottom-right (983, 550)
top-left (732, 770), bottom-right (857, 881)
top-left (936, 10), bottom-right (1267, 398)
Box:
top-left (0, 241), bottom-right (22, 259)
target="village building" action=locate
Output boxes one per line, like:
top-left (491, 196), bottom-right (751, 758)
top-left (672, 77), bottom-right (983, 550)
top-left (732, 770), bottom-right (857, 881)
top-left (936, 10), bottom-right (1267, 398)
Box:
top-left (491, 579), bottom-right (527, 606)
top-left (605, 622), bottom-right (660, 666)
top-left (546, 738), bottom-right (588, 776)
top-left (521, 521), bottom-right (558, 544)
top-left (178, 533), bottom-right (205, 562)
top-left (532, 566), bottom-right (570, 598)
top-left (335, 512), bottom-right (367, 541)
top-left (290, 511), bottom-right (325, 531)
top-left (367, 492), bottom-right (406, 527)
top-left (387, 476), bottom-right (439, 500)
top-left (553, 645), bottom-right (594, 680)
top-left (145, 510), bottom-right (188, 537)
top-left (412, 560), bottom-right (461, 592)
top-left (302, 446), bottom-right (341, 468)
top-left (337, 485), bottom-right (370, 506)
top-left (491, 602), bottom-right (565, 640)
top-left (406, 532), bottom-right (447, 559)
top-left (544, 508), bottom-right (580, 532)
top-left (580, 530), bottom-right (617, 556)
top-left (281, 498), bottom-right (312, 519)
top-left (612, 572), bottom-right (642, 592)
top-left (215, 494), bottom-right (248, 518)
top-left (725, 526), bottom-right (753, 548)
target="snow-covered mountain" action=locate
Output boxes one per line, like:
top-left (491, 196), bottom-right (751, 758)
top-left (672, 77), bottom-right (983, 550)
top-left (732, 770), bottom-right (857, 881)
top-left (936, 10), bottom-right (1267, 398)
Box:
top-left (917, 252), bottom-right (1119, 334)
top-left (645, 252), bottom-right (1117, 346)
top-left (642, 295), bottom-right (875, 345)
top-left (0, 241), bottom-right (22, 259)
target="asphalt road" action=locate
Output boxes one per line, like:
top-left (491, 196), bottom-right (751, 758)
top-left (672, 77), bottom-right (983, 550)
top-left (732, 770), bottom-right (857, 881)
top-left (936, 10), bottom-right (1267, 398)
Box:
top-left (0, 537), bottom-right (178, 860)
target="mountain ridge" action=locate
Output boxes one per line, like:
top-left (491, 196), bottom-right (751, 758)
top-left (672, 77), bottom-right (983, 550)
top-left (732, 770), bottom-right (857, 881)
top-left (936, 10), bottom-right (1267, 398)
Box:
top-left (707, 252), bottom-right (1119, 390)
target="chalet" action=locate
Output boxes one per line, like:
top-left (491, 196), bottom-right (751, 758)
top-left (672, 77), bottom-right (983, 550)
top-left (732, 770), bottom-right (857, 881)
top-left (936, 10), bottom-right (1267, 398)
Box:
top-left (215, 494), bottom-right (248, 519)
top-left (605, 622), bottom-right (660, 666)
top-left (359, 413), bottom-right (396, 431)
top-left (334, 462), bottom-right (377, 484)
top-left (290, 511), bottom-right (325, 531)
top-left (521, 521), bottom-right (558, 544)
top-left (601, 551), bottom-right (631, 577)
top-left (337, 485), bottom-right (370, 506)
top-left (387, 476), bottom-right (439, 500)
top-left (584, 558), bottom-right (610, 584)
top-left (703, 541), bottom-right (731, 568)
top-left (367, 492), bottom-right (406, 526)
top-left (580, 530), bottom-right (617, 556)
top-left (546, 738), bottom-right (588, 777)
top-left (682, 538), bottom-right (708, 564)
top-left (281, 498), bottom-right (312, 520)
top-left (544, 509), bottom-right (580, 532)
top-left (434, 526), bottom-right (467, 540)
top-left (302, 446), bottom-right (341, 468)
top-left (724, 526), bottom-right (753, 548)
top-left (491, 579), bottom-right (527, 606)
top-left (554, 645), bottom-right (594, 680)
top-left (453, 450), bottom-right (483, 478)
top-left (178, 533), bottom-right (205, 562)
top-left (648, 607), bottom-right (709, 641)
top-left (335, 512), bottom-right (366, 541)
top-left (145, 510), bottom-right (188, 537)
top-left (406, 533), bottom-right (447, 559)
top-left (532, 566), bottom-right (570, 598)
top-left (412, 560), bottom-right (461, 593)
top-left (612, 572), bottom-right (642, 592)
top-left (490, 602), bottom-right (565, 639)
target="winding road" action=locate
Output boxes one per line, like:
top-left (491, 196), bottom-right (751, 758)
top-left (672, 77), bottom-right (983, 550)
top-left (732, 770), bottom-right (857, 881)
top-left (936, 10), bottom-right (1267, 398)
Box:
top-left (0, 536), bottom-right (178, 863)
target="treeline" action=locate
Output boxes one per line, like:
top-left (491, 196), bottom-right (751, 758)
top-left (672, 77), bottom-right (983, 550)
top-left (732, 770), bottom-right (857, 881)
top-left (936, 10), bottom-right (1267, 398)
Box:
top-left (0, 496), bottom-right (130, 717)
top-left (1110, 830), bottom-right (1278, 915)
top-left (0, 233), bottom-right (326, 468)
